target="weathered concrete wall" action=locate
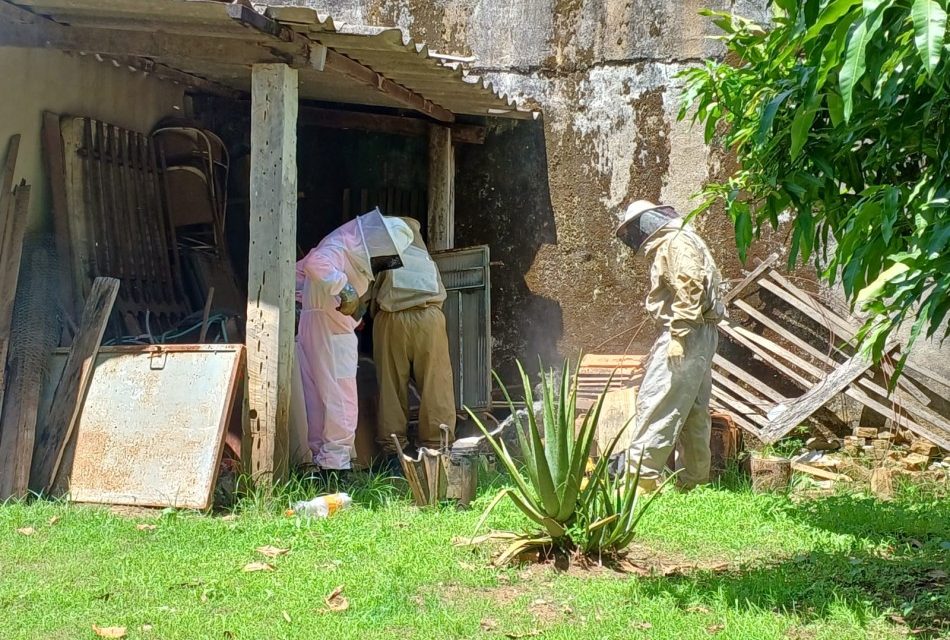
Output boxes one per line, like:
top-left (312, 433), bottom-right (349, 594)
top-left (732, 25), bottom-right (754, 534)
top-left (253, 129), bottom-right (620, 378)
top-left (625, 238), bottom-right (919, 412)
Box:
top-left (270, 0), bottom-right (772, 377)
top-left (0, 47), bottom-right (185, 231)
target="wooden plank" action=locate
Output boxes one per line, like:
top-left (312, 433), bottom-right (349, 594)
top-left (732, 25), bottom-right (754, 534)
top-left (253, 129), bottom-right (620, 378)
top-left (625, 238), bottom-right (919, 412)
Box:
top-left (710, 386), bottom-right (768, 429)
top-left (711, 369), bottom-right (774, 417)
top-left (710, 398), bottom-right (761, 436)
top-left (0, 184), bottom-right (31, 498)
top-left (299, 106), bottom-right (484, 143)
top-left (594, 387), bottom-right (636, 457)
top-left (713, 354), bottom-right (788, 403)
top-left (791, 462), bottom-right (851, 482)
top-left (748, 279), bottom-right (943, 425)
top-left (41, 113), bottom-right (78, 332)
top-left (427, 125), bottom-right (454, 251)
top-left (719, 322), bottom-right (816, 388)
top-left (247, 64), bottom-right (297, 484)
top-left (766, 271), bottom-right (859, 340)
top-left (31, 277), bottom-right (119, 492)
top-left (0, 135), bottom-right (23, 415)
top-left (760, 350), bottom-right (882, 443)
top-left (723, 253), bottom-right (780, 304)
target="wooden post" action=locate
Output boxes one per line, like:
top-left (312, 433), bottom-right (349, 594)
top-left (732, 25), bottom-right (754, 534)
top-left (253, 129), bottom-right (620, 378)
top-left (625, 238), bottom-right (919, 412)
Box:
top-left (427, 124), bottom-right (454, 250)
top-left (247, 64), bottom-right (297, 484)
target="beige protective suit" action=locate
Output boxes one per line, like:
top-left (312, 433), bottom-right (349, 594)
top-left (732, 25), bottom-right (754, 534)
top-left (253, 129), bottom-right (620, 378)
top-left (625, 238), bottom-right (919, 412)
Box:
top-left (626, 221), bottom-right (724, 490)
top-left (371, 219), bottom-right (457, 453)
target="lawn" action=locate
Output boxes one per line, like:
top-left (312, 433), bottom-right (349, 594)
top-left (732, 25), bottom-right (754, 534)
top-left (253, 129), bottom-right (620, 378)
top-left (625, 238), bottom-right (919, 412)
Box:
top-left (0, 472), bottom-right (947, 640)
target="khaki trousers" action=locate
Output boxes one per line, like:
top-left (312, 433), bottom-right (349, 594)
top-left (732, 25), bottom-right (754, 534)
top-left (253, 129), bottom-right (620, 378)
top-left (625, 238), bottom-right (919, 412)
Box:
top-left (626, 323), bottom-right (718, 489)
top-left (373, 306), bottom-right (457, 452)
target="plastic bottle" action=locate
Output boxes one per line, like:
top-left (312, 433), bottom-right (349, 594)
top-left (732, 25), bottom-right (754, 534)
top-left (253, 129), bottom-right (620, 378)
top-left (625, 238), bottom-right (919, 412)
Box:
top-left (291, 493), bottom-right (352, 518)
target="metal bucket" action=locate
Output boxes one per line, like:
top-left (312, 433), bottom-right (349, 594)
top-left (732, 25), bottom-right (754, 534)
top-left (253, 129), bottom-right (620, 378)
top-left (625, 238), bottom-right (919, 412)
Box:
top-left (393, 426), bottom-right (477, 507)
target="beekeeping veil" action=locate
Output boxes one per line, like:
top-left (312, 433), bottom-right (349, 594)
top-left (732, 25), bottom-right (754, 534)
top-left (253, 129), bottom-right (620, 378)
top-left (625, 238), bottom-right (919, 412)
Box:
top-left (352, 208), bottom-right (413, 277)
top-left (615, 200), bottom-right (681, 253)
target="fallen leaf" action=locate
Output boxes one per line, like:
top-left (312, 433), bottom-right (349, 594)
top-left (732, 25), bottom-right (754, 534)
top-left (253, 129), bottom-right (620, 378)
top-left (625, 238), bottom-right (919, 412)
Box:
top-left (92, 625), bottom-right (127, 638)
top-left (480, 618), bottom-right (499, 631)
top-left (707, 623), bottom-right (726, 635)
top-left (136, 524), bottom-right (157, 532)
top-left (687, 604), bottom-right (712, 614)
top-left (141, 624), bottom-right (153, 632)
top-left (631, 621), bottom-right (653, 630)
top-left (325, 585), bottom-right (349, 612)
top-left (282, 610), bottom-right (292, 623)
top-left (909, 539), bottom-right (924, 549)
top-left (256, 545), bottom-right (289, 559)
top-left (48, 516), bottom-right (60, 525)
top-left (284, 509), bottom-right (295, 517)
top-left (242, 562), bottom-right (275, 573)
top-left (504, 631), bottom-right (540, 639)
top-left (16, 527), bottom-right (35, 536)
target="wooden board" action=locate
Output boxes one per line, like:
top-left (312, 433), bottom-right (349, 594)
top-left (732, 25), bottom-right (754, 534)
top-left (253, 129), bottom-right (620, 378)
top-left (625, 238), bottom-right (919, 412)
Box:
top-left (45, 345), bottom-right (244, 509)
top-left (593, 387), bottom-right (636, 457)
top-left (31, 277), bottom-right (119, 492)
top-left (427, 124), bottom-right (454, 251)
top-left (0, 136), bottom-right (23, 413)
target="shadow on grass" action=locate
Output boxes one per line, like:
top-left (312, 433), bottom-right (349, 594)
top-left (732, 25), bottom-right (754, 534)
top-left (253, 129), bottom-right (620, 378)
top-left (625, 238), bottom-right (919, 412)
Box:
top-left (638, 490), bottom-right (950, 637)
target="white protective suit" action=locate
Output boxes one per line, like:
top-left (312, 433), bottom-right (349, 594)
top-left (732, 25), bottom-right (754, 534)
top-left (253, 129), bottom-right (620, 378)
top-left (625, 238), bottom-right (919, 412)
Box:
top-left (294, 210), bottom-right (413, 469)
top-left (626, 220), bottom-right (724, 490)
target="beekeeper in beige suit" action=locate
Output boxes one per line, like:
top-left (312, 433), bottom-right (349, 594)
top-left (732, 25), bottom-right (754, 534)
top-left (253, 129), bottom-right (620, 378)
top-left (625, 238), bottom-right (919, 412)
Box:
top-left (371, 217), bottom-right (456, 465)
top-left (615, 200), bottom-right (724, 492)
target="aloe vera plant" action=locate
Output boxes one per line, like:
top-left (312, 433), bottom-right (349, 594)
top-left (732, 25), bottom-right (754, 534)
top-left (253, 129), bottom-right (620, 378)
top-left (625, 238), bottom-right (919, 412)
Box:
top-left (466, 360), bottom-right (662, 562)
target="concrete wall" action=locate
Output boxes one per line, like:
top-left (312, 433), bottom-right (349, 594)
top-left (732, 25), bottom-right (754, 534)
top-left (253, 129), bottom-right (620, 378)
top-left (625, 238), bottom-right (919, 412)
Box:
top-left (269, 0), bottom-right (775, 378)
top-left (0, 47), bottom-right (185, 231)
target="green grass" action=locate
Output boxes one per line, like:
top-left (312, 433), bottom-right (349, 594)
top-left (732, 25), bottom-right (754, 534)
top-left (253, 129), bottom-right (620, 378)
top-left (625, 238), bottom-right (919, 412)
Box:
top-left (0, 471), bottom-right (947, 640)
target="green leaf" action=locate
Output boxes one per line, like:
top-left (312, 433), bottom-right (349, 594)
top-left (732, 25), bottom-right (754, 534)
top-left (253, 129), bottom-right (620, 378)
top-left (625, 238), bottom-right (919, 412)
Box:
top-left (804, 0), bottom-right (862, 42)
top-left (911, 0), bottom-right (947, 74)
top-left (790, 107), bottom-right (818, 159)
top-left (756, 89), bottom-right (794, 144)
top-left (826, 91), bottom-right (845, 126)
top-left (839, 8), bottom-right (886, 122)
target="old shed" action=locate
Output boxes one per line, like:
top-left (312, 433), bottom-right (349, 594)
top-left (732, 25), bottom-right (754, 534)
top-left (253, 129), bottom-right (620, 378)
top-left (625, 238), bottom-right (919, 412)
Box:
top-left (0, 0), bottom-right (535, 501)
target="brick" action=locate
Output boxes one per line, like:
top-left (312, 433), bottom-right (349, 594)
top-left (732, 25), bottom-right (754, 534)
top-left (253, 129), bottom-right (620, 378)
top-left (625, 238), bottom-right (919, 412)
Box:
top-left (902, 453), bottom-right (932, 471)
top-left (854, 427), bottom-right (879, 439)
top-left (910, 440), bottom-right (940, 459)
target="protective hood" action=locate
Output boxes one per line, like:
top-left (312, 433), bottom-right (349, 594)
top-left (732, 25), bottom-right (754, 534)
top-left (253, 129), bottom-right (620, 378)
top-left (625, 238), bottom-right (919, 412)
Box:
top-left (350, 208), bottom-right (413, 278)
top-left (615, 200), bottom-right (680, 253)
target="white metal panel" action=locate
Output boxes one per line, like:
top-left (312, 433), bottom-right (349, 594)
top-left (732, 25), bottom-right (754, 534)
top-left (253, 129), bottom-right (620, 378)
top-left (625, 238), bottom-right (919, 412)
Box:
top-left (39, 345), bottom-right (243, 509)
top-left (433, 246), bottom-right (492, 412)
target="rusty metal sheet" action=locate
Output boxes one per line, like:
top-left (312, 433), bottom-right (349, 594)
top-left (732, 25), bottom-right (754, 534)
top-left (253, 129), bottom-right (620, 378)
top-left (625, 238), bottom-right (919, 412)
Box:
top-left (39, 345), bottom-right (243, 509)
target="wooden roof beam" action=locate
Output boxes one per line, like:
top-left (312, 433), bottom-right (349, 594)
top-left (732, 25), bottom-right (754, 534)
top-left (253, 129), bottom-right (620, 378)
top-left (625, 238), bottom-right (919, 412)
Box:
top-left (227, 4), bottom-right (456, 123)
top-left (299, 105), bottom-right (485, 143)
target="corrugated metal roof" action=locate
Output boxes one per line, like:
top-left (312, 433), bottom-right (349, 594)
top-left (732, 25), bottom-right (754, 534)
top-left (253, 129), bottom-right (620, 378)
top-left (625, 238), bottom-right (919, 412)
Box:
top-left (2, 0), bottom-right (535, 120)
top-left (263, 6), bottom-right (529, 119)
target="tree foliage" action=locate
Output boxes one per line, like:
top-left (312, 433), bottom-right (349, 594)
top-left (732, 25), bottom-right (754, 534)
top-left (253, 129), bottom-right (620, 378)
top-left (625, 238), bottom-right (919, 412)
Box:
top-left (680, 0), bottom-right (950, 371)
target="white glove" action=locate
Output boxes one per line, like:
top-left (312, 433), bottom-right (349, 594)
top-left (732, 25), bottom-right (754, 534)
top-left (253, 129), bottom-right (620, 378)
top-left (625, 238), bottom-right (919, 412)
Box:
top-left (667, 338), bottom-right (685, 365)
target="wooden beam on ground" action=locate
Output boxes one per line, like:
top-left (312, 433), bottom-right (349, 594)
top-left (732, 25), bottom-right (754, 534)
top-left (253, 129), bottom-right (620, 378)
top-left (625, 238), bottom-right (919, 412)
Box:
top-left (427, 125), bottom-right (454, 250)
top-left (760, 347), bottom-right (888, 443)
top-left (32, 277), bottom-right (119, 493)
top-left (0, 135), bottom-right (23, 422)
top-left (299, 106), bottom-right (486, 143)
top-left (247, 63), bottom-right (297, 484)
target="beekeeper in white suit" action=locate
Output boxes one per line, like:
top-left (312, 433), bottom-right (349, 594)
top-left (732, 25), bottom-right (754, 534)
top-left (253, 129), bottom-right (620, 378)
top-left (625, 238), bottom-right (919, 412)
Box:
top-left (296, 209), bottom-right (414, 471)
top-left (614, 200), bottom-right (724, 492)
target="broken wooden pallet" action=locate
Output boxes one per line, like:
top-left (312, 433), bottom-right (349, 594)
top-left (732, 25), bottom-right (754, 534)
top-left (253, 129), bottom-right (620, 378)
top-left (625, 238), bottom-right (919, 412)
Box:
top-left (711, 255), bottom-right (950, 450)
top-left (575, 353), bottom-right (644, 410)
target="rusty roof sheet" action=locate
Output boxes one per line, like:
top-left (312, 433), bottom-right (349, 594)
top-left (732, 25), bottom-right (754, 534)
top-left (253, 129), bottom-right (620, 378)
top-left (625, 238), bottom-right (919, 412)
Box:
top-left (4, 0), bottom-right (535, 120)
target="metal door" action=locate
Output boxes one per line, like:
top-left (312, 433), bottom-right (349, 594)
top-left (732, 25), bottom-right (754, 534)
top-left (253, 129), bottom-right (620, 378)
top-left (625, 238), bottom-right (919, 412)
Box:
top-left (432, 246), bottom-right (492, 412)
